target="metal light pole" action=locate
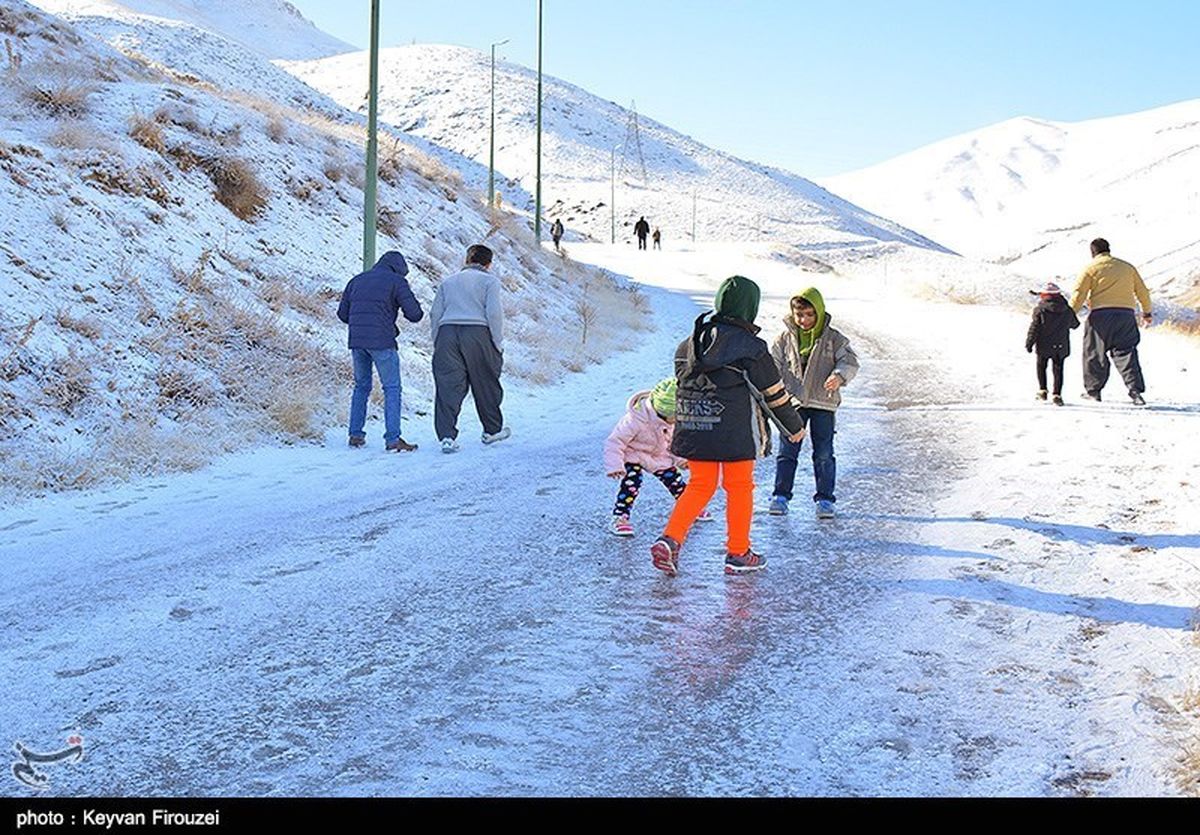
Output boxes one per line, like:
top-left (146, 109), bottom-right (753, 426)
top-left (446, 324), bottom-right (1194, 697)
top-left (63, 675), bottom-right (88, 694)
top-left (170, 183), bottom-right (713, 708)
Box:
top-left (610, 144), bottom-right (622, 245)
top-left (692, 189), bottom-right (697, 242)
top-left (362, 0), bottom-right (381, 272)
top-left (488, 38), bottom-right (509, 210)
top-left (534, 0), bottom-right (543, 243)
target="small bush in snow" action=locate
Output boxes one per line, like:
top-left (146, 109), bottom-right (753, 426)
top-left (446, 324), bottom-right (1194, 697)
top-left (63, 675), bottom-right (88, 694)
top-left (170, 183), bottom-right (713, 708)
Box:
top-left (128, 112), bottom-right (166, 154)
top-left (41, 348), bottom-right (92, 415)
top-left (54, 309), bottom-right (102, 340)
top-left (202, 155), bottom-right (268, 221)
top-left (266, 115), bottom-right (288, 143)
top-left (21, 61), bottom-right (97, 117)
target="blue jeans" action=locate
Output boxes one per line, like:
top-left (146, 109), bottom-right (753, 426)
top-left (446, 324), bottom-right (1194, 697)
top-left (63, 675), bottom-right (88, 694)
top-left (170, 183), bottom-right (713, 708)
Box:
top-left (772, 408), bottom-right (836, 503)
top-left (349, 348), bottom-right (402, 444)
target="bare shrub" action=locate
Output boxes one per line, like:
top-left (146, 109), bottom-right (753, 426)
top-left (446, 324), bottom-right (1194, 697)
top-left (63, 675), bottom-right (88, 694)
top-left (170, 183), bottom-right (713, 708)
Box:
top-left (377, 207), bottom-right (402, 240)
top-left (574, 286), bottom-right (598, 346)
top-left (202, 155), bottom-right (268, 221)
top-left (266, 115), bottom-right (288, 143)
top-left (169, 249), bottom-right (213, 295)
top-left (287, 175), bottom-right (323, 202)
top-left (54, 309), bottom-right (102, 339)
top-left (21, 61), bottom-right (97, 116)
top-left (47, 122), bottom-right (116, 153)
top-left (0, 384), bottom-right (29, 431)
top-left (81, 161), bottom-right (173, 207)
top-left (128, 111), bottom-right (166, 154)
top-left (156, 363), bottom-right (216, 412)
top-left (42, 348), bottom-right (93, 415)
top-left (1179, 741), bottom-right (1200, 797)
top-left (1, 316), bottom-right (38, 381)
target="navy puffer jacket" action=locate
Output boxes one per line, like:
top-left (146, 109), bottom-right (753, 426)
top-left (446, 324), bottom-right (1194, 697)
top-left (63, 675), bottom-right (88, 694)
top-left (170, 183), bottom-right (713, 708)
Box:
top-left (337, 252), bottom-right (423, 350)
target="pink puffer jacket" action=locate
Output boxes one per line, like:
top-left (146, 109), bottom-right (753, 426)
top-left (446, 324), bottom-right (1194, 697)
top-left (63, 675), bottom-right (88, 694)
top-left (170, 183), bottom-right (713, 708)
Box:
top-left (603, 391), bottom-right (684, 474)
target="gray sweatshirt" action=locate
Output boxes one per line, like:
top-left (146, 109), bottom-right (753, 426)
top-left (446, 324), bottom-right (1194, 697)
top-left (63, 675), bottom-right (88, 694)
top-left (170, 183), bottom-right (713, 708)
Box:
top-left (429, 265), bottom-right (505, 350)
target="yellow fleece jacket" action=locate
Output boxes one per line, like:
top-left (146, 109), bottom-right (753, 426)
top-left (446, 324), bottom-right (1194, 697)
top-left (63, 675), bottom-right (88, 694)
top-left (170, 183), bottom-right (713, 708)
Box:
top-left (1070, 254), bottom-right (1151, 314)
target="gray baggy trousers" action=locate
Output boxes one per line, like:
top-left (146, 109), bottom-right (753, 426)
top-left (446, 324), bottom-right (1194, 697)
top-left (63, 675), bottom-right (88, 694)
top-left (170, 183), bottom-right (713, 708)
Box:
top-left (433, 324), bottom-right (504, 440)
top-left (1082, 308), bottom-right (1145, 396)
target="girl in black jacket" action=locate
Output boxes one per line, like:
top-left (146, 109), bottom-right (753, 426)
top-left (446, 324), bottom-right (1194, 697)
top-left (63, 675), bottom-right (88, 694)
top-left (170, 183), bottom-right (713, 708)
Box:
top-left (1026, 281), bottom-right (1080, 406)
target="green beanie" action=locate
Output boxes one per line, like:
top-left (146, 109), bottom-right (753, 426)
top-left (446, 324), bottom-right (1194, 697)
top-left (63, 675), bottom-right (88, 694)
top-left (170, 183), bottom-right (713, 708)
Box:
top-left (649, 377), bottom-right (677, 418)
top-left (714, 275), bottom-right (761, 324)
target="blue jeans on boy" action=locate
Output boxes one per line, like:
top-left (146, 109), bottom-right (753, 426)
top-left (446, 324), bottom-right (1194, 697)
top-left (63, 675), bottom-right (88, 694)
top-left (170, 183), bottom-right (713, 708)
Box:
top-left (349, 347), bottom-right (402, 444)
top-left (773, 408), bottom-right (836, 503)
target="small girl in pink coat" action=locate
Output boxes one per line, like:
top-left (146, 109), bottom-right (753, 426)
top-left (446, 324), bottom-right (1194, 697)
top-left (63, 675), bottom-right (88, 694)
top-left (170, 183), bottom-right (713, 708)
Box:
top-left (603, 378), bottom-right (710, 536)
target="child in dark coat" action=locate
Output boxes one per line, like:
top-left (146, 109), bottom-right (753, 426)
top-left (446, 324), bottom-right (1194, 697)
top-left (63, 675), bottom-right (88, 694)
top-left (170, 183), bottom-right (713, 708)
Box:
top-left (650, 275), bottom-right (806, 577)
top-left (1025, 281), bottom-right (1080, 406)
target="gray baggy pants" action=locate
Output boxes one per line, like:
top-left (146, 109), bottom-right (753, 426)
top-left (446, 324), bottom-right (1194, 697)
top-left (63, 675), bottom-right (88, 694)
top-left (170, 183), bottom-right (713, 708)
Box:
top-left (1082, 308), bottom-right (1145, 396)
top-left (433, 324), bottom-right (504, 440)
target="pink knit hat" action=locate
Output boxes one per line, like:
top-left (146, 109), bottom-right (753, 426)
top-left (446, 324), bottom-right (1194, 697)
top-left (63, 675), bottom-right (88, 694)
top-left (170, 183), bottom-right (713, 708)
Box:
top-left (1031, 281), bottom-right (1062, 296)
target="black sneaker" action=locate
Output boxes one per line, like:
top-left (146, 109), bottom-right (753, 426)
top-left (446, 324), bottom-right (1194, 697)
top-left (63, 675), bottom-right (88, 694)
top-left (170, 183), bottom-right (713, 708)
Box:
top-left (1130, 392), bottom-right (1146, 406)
top-left (724, 548), bottom-right (767, 575)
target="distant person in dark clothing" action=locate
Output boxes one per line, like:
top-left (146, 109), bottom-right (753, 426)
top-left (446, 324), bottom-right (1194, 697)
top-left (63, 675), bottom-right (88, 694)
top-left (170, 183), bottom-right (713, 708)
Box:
top-left (652, 227), bottom-right (662, 250)
top-left (429, 244), bottom-right (510, 453)
top-left (1026, 281), bottom-right (1080, 406)
top-left (551, 218), bottom-right (564, 253)
top-left (634, 216), bottom-right (650, 250)
top-left (1070, 238), bottom-right (1152, 405)
top-left (337, 251), bottom-right (423, 451)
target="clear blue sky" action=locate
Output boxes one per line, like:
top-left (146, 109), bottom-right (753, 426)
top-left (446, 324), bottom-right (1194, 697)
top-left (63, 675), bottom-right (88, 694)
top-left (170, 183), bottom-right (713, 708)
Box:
top-left (290, 0), bottom-right (1200, 178)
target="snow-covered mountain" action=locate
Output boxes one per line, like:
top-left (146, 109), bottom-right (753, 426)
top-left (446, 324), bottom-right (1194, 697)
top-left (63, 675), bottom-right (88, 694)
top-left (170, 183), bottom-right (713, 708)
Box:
top-left (28, 0), bottom-right (354, 60)
top-left (0, 0), bottom-right (644, 499)
top-left (825, 100), bottom-right (1200, 302)
top-left (281, 44), bottom-right (949, 254)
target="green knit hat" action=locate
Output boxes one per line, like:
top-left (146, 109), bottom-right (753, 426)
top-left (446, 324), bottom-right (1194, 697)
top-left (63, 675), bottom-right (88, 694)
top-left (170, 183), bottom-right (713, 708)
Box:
top-left (649, 377), bottom-right (677, 418)
top-left (714, 275), bottom-right (761, 324)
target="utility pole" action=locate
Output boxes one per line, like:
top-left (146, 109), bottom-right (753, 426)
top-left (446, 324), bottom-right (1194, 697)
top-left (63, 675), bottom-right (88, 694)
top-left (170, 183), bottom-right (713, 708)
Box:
top-left (692, 190), bottom-right (697, 242)
top-left (362, 0), bottom-right (381, 271)
top-left (488, 38), bottom-right (510, 210)
top-left (534, 0), bottom-right (543, 243)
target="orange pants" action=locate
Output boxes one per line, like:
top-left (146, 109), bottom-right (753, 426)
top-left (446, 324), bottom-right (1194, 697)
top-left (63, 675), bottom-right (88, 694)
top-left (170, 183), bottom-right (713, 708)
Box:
top-left (664, 459), bottom-right (755, 555)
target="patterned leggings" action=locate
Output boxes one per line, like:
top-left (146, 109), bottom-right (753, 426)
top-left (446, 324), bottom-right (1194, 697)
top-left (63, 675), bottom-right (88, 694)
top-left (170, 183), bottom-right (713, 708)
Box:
top-left (613, 464), bottom-right (687, 517)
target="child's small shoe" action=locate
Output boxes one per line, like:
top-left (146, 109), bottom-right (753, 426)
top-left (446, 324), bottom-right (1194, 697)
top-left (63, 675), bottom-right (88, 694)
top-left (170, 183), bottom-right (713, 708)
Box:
top-left (1036, 390), bottom-right (1048, 401)
top-left (815, 499), bottom-right (836, 520)
top-left (696, 508), bottom-right (715, 522)
top-left (610, 515), bottom-right (634, 537)
top-left (725, 548), bottom-right (766, 575)
top-left (1052, 394), bottom-right (1064, 406)
top-left (767, 495), bottom-right (789, 516)
top-left (650, 535), bottom-right (681, 576)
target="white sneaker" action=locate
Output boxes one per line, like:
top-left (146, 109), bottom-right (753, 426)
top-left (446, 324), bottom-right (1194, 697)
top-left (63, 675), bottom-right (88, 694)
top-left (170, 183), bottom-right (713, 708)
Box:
top-left (481, 426), bottom-right (512, 445)
top-left (440, 438), bottom-right (460, 454)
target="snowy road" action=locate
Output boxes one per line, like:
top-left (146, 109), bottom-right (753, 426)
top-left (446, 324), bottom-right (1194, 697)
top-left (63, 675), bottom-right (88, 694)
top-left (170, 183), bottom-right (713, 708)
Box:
top-left (3, 244), bottom-right (1197, 796)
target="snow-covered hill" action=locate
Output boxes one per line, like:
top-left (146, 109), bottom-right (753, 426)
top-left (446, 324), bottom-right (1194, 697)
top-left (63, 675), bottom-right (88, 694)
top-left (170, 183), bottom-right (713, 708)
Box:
top-left (28, 0), bottom-right (353, 60)
top-left (281, 44), bottom-right (949, 255)
top-left (825, 100), bottom-right (1200, 303)
top-left (0, 0), bottom-right (645, 499)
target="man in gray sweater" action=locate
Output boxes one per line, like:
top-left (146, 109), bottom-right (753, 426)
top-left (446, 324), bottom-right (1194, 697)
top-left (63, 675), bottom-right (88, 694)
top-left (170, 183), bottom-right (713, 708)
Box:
top-left (429, 244), bottom-right (510, 453)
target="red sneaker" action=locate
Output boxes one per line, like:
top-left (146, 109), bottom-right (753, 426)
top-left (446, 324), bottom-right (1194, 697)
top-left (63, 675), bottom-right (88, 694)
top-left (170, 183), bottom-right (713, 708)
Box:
top-left (650, 535), bottom-right (681, 576)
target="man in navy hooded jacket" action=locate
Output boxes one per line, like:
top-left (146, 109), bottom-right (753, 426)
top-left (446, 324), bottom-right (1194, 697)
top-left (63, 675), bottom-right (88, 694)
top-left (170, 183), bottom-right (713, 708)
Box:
top-left (337, 251), bottom-right (424, 451)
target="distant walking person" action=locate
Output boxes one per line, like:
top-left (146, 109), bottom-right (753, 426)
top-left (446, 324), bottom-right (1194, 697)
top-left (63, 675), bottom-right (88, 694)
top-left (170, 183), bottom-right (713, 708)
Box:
top-left (337, 251), bottom-right (423, 452)
top-left (429, 244), bottom-right (511, 453)
top-left (634, 216), bottom-right (650, 250)
top-left (1025, 281), bottom-right (1079, 406)
top-left (1070, 238), bottom-right (1152, 405)
top-left (652, 227), bottom-right (662, 250)
top-left (551, 218), bottom-right (565, 253)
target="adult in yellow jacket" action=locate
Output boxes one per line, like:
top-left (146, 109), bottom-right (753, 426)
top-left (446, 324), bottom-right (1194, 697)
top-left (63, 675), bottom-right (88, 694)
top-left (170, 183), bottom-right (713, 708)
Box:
top-left (1070, 238), bottom-right (1151, 405)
